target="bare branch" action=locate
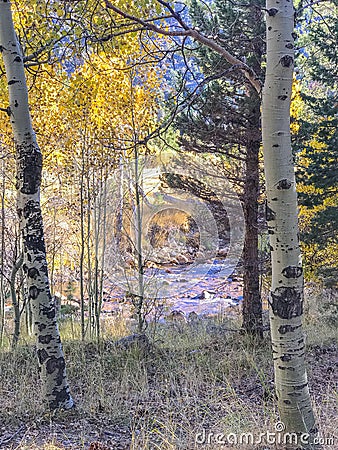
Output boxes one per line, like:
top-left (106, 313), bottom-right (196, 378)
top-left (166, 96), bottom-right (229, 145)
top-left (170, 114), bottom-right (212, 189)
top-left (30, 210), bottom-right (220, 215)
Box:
top-left (104, 0), bottom-right (190, 36)
top-left (296, 0), bottom-right (331, 15)
top-left (156, 0), bottom-right (190, 30)
top-left (104, 0), bottom-right (262, 93)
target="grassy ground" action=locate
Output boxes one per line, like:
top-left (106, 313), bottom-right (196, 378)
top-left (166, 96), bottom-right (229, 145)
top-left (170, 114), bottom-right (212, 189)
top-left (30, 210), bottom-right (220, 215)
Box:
top-left (0, 294), bottom-right (337, 449)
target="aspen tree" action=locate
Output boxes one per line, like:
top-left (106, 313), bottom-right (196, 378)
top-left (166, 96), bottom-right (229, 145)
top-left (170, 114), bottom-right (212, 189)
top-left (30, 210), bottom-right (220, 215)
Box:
top-left (262, 0), bottom-right (315, 433)
top-left (0, 0), bottom-right (73, 409)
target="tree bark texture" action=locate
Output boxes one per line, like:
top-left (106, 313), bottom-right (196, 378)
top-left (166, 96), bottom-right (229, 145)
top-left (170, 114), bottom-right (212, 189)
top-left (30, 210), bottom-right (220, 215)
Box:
top-left (0, 0), bottom-right (73, 410)
top-left (242, 93), bottom-right (263, 338)
top-left (0, 157), bottom-right (5, 345)
top-left (11, 252), bottom-right (23, 349)
top-left (262, 0), bottom-right (315, 433)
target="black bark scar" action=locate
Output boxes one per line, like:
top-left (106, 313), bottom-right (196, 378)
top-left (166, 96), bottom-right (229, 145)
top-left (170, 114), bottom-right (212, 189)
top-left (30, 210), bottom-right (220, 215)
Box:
top-left (282, 266), bottom-right (303, 279)
top-left (49, 387), bottom-right (72, 410)
top-left (268, 8), bottom-right (278, 16)
top-left (37, 348), bottom-right (49, 364)
top-left (28, 267), bottom-right (39, 279)
top-left (17, 145), bottom-right (42, 194)
top-left (278, 324), bottom-right (301, 334)
top-left (29, 285), bottom-right (40, 300)
top-left (294, 383), bottom-right (308, 391)
top-left (270, 287), bottom-right (303, 319)
top-left (39, 304), bottom-right (56, 319)
top-left (38, 334), bottom-right (53, 344)
top-left (280, 55), bottom-right (294, 67)
top-left (277, 179), bottom-right (292, 190)
top-left (266, 204), bottom-right (276, 221)
top-left (46, 356), bottom-right (65, 375)
top-left (38, 323), bottom-right (47, 332)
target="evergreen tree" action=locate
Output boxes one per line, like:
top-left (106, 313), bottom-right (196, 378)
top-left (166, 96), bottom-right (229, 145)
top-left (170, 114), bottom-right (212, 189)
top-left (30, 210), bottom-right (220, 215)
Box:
top-left (295, 6), bottom-right (338, 286)
top-left (168, 0), bottom-right (266, 336)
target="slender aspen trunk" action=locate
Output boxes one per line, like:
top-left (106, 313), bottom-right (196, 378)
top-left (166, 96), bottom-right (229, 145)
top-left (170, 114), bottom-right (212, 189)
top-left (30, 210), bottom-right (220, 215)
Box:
top-left (11, 252), bottom-right (23, 350)
top-left (23, 273), bottom-right (33, 336)
top-left (115, 153), bottom-right (124, 247)
top-left (98, 171), bottom-right (108, 327)
top-left (86, 155), bottom-right (93, 338)
top-left (129, 73), bottom-right (146, 332)
top-left (0, 156), bottom-right (5, 346)
top-left (134, 146), bottom-right (145, 333)
top-left (79, 141), bottom-right (86, 340)
top-left (93, 170), bottom-right (102, 342)
top-left (262, 0), bottom-right (315, 433)
top-left (50, 205), bottom-right (57, 296)
top-left (0, 0), bottom-right (73, 409)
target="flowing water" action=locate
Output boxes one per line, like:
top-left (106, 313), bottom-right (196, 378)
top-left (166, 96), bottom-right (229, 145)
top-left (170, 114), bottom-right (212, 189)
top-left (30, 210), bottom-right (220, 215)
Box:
top-left (102, 258), bottom-right (243, 317)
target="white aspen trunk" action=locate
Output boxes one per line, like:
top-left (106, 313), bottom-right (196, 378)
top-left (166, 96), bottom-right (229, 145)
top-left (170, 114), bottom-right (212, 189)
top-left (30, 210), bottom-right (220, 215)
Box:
top-left (0, 156), bottom-right (5, 345)
top-left (86, 160), bottom-right (94, 339)
top-left (0, 0), bottom-right (73, 409)
top-left (50, 205), bottom-right (57, 296)
top-left (115, 153), bottom-right (124, 247)
top-left (134, 148), bottom-right (146, 333)
top-left (98, 170), bottom-right (108, 329)
top-left (93, 168), bottom-right (102, 341)
top-left (79, 138), bottom-right (86, 340)
top-left (262, 0), bottom-right (315, 434)
top-left (11, 251), bottom-right (23, 349)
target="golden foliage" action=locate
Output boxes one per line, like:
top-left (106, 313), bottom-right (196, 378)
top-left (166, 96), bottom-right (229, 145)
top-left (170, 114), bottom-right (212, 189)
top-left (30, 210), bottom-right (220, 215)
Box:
top-left (0, 2), bottom-right (164, 279)
top-left (290, 77), bottom-right (303, 134)
top-left (292, 79), bottom-right (338, 278)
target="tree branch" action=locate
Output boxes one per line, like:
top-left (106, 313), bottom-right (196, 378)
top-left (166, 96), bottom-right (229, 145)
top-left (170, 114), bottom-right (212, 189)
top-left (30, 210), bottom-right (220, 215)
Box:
top-left (104, 0), bottom-right (261, 93)
top-left (296, 0), bottom-right (331, 15)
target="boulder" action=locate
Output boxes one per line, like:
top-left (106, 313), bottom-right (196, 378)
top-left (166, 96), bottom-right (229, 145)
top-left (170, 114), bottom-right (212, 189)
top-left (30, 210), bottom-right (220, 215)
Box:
top-left (218, 248), bottom-right (229, 257)
top-left (114, 333), bottom-right (150, 352)
top-left (188, 311), bottom-right (199, 322)
top-left (175, 254), bottom-right (190, 264)
top-left (166, 310), bottom-right (187, 323)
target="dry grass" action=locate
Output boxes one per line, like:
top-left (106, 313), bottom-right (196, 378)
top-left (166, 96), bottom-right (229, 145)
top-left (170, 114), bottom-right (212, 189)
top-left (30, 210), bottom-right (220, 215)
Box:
top-left (0, 299), bottom-right (337, 450)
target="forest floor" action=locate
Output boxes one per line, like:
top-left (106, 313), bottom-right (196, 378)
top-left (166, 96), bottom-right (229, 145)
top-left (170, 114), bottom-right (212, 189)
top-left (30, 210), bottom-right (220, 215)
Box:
top-left (0, 295), bottom-right (337, 450)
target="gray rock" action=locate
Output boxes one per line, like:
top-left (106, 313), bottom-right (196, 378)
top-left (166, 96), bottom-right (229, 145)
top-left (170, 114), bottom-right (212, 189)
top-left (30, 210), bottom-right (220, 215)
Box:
top-left (188, 311), bottom-right (199, 322)
top-left (166, 310), bottom-right (187, 323)
top-left (114, 334), bottom-right (150, 352)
